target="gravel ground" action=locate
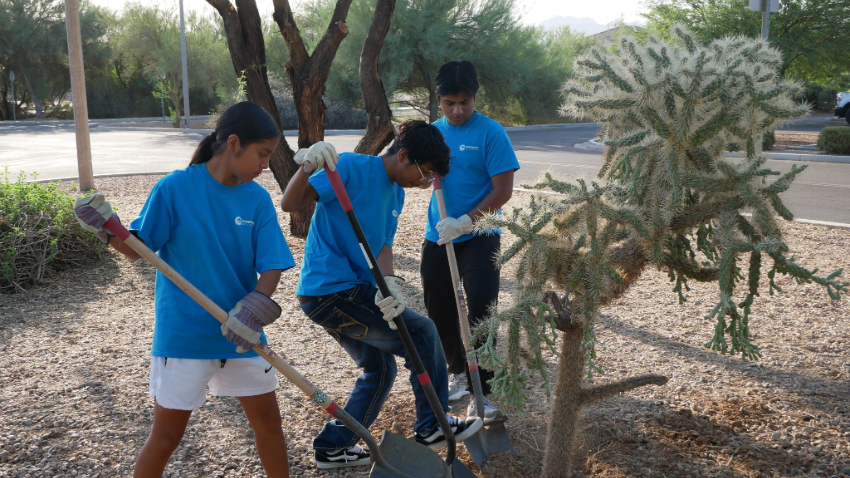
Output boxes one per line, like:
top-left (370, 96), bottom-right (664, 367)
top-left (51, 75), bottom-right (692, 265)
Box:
top-left (1, 174), bottom-right (848, 478)
top-left (771, 135), bottom-right (824, 155)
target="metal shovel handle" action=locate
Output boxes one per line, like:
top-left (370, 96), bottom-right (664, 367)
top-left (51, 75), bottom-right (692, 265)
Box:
top-left (323, 164), bottom-right (460, 468)
top-left (101, 216), bottom-right (402, 474)
top-left (431, 174), bottom-right (487, 417)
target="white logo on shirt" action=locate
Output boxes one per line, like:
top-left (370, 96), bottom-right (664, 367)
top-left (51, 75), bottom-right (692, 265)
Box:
top-left (235, 216), bottom-right (255, 227)
top-left (459, 144), bottom-right (479, 152)
top-left (392, 210), bottom-right (399, 218)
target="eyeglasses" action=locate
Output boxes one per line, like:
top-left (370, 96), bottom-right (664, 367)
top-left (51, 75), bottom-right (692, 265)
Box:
top-left (416, 163), bottom-right (434, 185)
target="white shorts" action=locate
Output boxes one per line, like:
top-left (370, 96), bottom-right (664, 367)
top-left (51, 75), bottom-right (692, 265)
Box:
top-left (149, 355), bottom-right (279, 410)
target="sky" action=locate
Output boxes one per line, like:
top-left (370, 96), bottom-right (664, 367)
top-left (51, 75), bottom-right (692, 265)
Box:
top-left (88, 0), bottom-right (648, 28)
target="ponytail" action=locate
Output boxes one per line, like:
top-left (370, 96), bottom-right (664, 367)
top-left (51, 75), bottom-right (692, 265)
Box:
top-left (190, 131), bottom-right (220, 165)
top-left (188, 102), bottom-right (279, 166)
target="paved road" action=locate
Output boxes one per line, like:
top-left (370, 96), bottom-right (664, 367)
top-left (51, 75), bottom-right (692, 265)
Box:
top-left (2, 122), bottom-right (849, 225)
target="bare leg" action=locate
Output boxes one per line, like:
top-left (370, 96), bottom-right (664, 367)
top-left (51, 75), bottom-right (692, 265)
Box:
top-left (239, 392), bottom-right (289, 478)
top-left (133, 400), bottom-right (191, 478)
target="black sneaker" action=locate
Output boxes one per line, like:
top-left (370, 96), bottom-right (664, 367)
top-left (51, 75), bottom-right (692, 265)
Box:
top-left (314, 444), bottom-right (371, 469)
top-left (414, 415), bottom-right (484, 450)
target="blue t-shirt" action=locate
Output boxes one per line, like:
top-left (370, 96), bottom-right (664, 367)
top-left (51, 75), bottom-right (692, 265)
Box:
top-left (425, 112), bottom-right (520, 243)
top-left (130, 163), bottom-right (295, 359)
top-left (296, 153), bottom-right (404, 296)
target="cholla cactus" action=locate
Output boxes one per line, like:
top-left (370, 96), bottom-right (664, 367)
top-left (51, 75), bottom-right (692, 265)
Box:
top-left (474, 27), bottom-right (848, 477)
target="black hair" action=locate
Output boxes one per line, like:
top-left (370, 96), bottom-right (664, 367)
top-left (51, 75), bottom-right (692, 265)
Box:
top-left (434, 60), bottom-right (479, 99)
top-left (386, 120), bottom-right (451, 177)
top-left (189, 101), bottom-right (279, 165)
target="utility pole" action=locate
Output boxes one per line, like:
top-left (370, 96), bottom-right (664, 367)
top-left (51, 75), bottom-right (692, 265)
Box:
top-left (179, 0), bottom-right (191, 129)
top-left (64, 0), bottom-right (94, 191)
top-left (9, 71), bottom-right (15, 122)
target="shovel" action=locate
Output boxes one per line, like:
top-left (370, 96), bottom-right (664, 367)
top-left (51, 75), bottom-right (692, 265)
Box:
top-left (322, 165), bottom-right (478, 478)
top-left (101, 215), bottom-right (451, 478)
top-left (432, 173), bottom-right (517, 468)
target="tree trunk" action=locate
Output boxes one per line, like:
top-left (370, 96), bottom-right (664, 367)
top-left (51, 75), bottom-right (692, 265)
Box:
top-left (541, 292), bottom-right (668, 477)
top-left (542, 323), bottom-right (585, 478)
top-left (415, 58), bottom-right (439, 123)
top-left (19, 68), bottom-right (45, 119)
top-left (273, 0), bottom-right (353, 145)
top-left (208, 0), bottom-right (313, 237)
top-left (353, 0), bottom-right (396, 155)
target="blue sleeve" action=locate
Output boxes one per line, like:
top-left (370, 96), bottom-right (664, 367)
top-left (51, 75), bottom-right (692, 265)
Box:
top-left (485, 126), bottom-right (520, 177)
top-left (384, 188), bottom-right (405, 247)
top-left (309, 160), bottom-right (351, 204)
top-left (129, 179), bottom-right (172, 253)
top-left (253, 195), bottom-right (296, 274)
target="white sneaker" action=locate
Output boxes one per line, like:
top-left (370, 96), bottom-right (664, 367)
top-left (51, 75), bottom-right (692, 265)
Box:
top-left (447, 374), bottom-right (470, 402)
top-left (466, 395), bottom-right (508, 425)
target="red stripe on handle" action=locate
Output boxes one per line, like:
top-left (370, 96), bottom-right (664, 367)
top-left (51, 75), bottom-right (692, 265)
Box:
top-left (468, 365), bottom-right (479, 373)
top-left (326, 401), bottom-right (339, 415)
top-left (431, 172), bottom-right (442, 190)
top-left (104, 216), bottom-right (130, 241)
top-left (325, 164), bottom-right (353, 212)
top-left (417, 372), bottom-right (431, 386)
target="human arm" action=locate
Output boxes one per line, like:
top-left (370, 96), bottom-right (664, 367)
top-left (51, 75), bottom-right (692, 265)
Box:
top-left (280, 165), bottom-right (320, 212)
top-left (254, 269), bottom-right (282, 297)
top-left (280, 142), bottom-right (339, 212)
top-left (107, 235), bottom-right (143, 261)
top-left (375, 244), bottom-right (394, 276)
top-left (464, 169), bottom-right (515, 222)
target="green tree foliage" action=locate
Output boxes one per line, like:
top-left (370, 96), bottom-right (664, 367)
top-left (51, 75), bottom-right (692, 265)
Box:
top-left (642, 0), bottom-right (850, 91)
top-left (473, 27), bottom-right (848, 477)
top-left (0, 0), bottom-right (111, 119)
top-left (317, 0), bottom-right (590, 125)
top-left (113, 3), bottom-right (233, 124)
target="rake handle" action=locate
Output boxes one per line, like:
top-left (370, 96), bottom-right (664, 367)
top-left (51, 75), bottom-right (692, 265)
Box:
top-left (323, 164), bottom-right (459, 467)
top-left (101, 216), bottom-right (386, 459)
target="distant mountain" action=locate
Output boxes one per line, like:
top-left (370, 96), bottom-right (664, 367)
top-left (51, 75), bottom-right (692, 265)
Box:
top-left (540, 16), bottom-right (643, 36)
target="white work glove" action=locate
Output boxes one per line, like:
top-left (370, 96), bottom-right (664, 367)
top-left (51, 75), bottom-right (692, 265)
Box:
top-left (374, 276), bottom-right (406, 330)
top-left (73, 194), bottom-right (117, 244)
top-left (294, 141), bottom-right (339, 174)
top-left (436, 214), bottom-right (474, 245)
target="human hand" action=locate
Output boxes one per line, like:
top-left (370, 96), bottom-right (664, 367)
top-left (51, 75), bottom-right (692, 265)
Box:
top-left (294, 141), bottom-right (339, 174)
top-left (74, 194), bottom-right (118, 244)
top-left (374, 276), bottom-right (406, 330)
top-left (436, 214), bottom-right (473, 245)
top-left (222, 290), bottom-right (282, 353)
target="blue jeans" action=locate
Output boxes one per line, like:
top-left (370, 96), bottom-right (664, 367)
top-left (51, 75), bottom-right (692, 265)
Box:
top-left (299, 285), bottom-right (450, 452)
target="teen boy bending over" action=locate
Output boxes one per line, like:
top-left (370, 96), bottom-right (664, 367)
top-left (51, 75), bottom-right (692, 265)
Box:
top-left (281, 120), bottom-right (483, 469)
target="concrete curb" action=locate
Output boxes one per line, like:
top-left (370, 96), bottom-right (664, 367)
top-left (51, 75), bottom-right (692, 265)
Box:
top-left (727, 151), bottom-right (850, 163)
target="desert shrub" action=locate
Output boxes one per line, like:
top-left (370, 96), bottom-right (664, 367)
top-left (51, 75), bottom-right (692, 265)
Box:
top-left (817, 126), bottom-right (850, 154)
top-left (803, 82), bottom-right (836, 112)
top-left (0, 170), bottom-right (104, 293)
top-left (763, 130), bottom-right (776, 150)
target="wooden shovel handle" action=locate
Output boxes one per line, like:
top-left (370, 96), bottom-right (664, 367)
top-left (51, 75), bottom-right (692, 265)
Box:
top-left (103, 217), bottom-right (340, 415)
top-left (431, 175), bottom-right (478, 365)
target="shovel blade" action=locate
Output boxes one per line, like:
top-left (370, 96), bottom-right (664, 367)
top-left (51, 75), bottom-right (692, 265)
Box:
top-left (450, 459), bottom-right (478, 478)
top-left (371, 430), bottom-right (452, 478)
top-left (462, 423), bottom-right (517, 468)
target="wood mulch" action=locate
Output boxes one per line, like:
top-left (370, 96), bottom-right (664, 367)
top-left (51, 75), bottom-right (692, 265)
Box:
top-left (1, 174), bottom-right (848, 478)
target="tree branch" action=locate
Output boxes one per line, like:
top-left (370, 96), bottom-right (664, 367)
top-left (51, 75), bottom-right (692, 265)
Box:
top-left (578, 374), bottom-right (669, 407)
top-left (271, 0), bottom-right (309, 72)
